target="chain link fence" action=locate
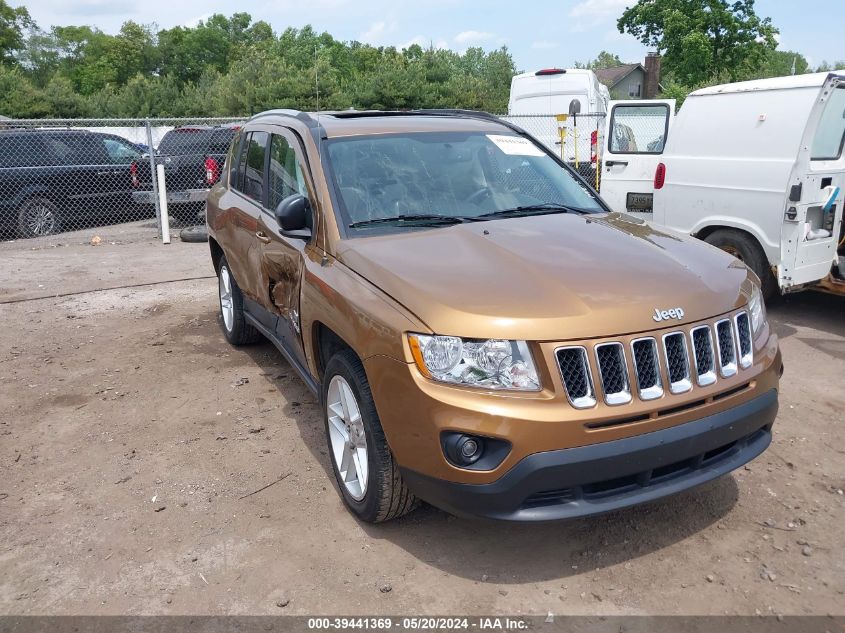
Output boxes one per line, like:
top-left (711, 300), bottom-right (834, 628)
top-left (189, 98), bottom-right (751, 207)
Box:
top-left (501, 113), bottom-right (606, 189)
top-left (0, 117), bottom-right (242, 242)
top-left (0, 113), bottom-right (608, 243)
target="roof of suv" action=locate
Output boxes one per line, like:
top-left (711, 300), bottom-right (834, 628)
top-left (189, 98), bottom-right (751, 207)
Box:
top-left (249, 109), bottom-right (514, 139)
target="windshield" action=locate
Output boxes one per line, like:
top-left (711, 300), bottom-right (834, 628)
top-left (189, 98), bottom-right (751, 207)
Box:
top-left (325, 131), bottom-right (604, 231)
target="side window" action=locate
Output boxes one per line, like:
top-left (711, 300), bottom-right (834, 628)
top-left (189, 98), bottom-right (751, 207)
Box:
top-left (609, 104), bottom-right (669, 154)
top-left (233, 132), bottom-right (251, 193)
top-left (268, 134), bottom-right (309, 211)
top-left (103, 138), bottom-right (140, 164)
top-left (229, 131), bottom-right (244, 187)
top-left (65, 135), bottom-right (110, 164)
top-left (243, 131), bottom-right (268, 203)
top-left (811, 86), bottom-right (845, 161)
top-left (0, 136), bottom-right (44, 167)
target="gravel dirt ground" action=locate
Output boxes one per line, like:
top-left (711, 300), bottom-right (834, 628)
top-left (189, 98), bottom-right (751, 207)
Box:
top-left (0, 224), bottom-right (843, 617)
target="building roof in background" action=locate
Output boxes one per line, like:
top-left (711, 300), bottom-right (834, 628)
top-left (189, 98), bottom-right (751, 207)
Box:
top-left (595, 64), bottom-right (643, 88)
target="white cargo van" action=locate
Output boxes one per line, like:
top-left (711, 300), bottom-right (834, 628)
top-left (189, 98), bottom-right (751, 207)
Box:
top-left (599, 72), bottom-right (845, 298)
top-left (508, 68), bottom-right (610, 162)
top-left (509, 68), bottom-right (610, 116)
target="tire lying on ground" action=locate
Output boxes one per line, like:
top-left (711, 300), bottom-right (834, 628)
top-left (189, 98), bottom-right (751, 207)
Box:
top-left (179, 225), bottom-right (208, 243)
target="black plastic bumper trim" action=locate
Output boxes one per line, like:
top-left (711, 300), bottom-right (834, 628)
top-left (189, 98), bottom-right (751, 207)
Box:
top-left (401, 389), bottom-right (777, 521)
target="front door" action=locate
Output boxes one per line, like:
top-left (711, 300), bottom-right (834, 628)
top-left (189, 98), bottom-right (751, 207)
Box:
top-left (601, 100), bottom-right (675, 220)
top-left (257, 129), bottom-right (314, 370)
top-left (779, 75), bottom-right (845, 290)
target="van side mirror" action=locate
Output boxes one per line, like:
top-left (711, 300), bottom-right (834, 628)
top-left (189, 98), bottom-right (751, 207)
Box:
top-left (274, 194), bottom-right (312, 239)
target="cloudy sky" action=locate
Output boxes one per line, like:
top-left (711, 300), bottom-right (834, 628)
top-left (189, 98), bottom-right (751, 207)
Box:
top-left (15, 0), bottom-right (845, 70)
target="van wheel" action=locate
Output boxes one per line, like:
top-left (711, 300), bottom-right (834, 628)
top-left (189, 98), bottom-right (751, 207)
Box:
top-left (217, 257), bottom-right (262, 345)
top-left (703, 229), bottom-right (777, 300)
top-left (18, 197), bottom-right (60, 238)
top-left (322, 350), bottom-right (417, 523)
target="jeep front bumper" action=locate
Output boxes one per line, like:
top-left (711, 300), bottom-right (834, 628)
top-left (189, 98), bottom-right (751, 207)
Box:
top-left (399, 388), bottom-right (777, 521)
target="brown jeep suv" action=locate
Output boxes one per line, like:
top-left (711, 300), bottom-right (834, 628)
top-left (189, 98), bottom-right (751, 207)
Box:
top-left (206, 109), bottom-right (781, 522)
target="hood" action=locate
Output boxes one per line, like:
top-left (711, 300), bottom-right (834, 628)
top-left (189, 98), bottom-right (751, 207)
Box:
top-left (336, 213), bottom-right (754, 341)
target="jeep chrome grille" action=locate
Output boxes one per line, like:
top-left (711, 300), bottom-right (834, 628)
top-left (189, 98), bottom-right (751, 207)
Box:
top-left (595, 342), bottom-right (632, 405)
top-left (735, 312), bottom-right (753, 368)
top-left (556, 347), bottom-right (596, 409)
top-left (690, 326), bottom-right (716, 387)
top-left (663, 332), bottom-right (692, 394)
top-left (715, 319), bottom-right (737, 377)
top-left (631, 338), bottom-right (662, 400)
top-left (555, 312), bottom-right (752, 408)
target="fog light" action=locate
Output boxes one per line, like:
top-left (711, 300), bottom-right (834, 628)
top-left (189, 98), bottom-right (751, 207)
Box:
top-left (443, 433), bottom-right (484, 467)
top-left (441, 432), bottom-right (511, 471)
top-left (460, 438), bottom-right (479, 459)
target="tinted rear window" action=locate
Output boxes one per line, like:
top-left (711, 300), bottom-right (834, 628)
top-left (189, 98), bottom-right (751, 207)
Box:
top-left (0, 133), bottom-right (108, 166)
top-left (0, 135), bottom-right (44, 167)
top-left (159, 128), bottom-right (236, 155)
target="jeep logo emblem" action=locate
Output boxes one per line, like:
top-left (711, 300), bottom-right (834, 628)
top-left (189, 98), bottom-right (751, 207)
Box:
top-left (653, 307), bottom-right (685, 322)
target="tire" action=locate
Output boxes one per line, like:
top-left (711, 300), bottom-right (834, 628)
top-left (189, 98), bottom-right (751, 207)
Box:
top-left (18, 197), bottom-right (60, 238)
top-left (217, 257), bottom-right (262, 345)
top-left (323, 349), bottom-right (417, 523)
top-left (179, 225), bottom-right (208, 243)
top-left (703, 229), bottom-right (777, 300)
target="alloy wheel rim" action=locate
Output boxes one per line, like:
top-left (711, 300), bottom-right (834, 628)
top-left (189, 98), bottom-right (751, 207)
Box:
top-left (219, 266), bottom-right (234, 331)
top-left (25, 203), bottom-right (56, 236)
top-left (327, 375), bottom-right (369, 501)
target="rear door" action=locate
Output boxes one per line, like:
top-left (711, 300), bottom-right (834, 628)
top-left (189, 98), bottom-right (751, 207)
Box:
top-left (44, 133), bottom-right (112, 215)
top-left (779, 75), bottom-right (845, 289)
top-left (600, 99), bottom-right (675, 219)
top-left (224, 129), bottom-right (273, 322)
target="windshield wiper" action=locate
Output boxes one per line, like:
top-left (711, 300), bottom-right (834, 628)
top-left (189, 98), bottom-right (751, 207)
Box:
top-left (349, 214), bottom-right (467, 228)
top-left (471, 203), bottom-right (594, 220)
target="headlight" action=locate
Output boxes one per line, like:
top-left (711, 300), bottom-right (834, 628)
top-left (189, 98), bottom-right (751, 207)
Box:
top-left (747, 284), bottom-right (767, 336)
top-left (408, 334), bottom-right (540, 391)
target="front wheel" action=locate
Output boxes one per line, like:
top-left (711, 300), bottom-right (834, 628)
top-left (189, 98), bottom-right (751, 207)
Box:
top-left (703, 229), bottom-right (777, 300)
top-left (323, 350), bottom-right (417, 522)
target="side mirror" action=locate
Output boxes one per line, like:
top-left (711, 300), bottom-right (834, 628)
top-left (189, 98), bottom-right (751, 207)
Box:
top-left (275, 194), bottom-right (312, 239)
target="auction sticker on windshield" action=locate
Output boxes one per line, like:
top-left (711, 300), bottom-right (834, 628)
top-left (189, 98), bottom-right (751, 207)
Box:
top-left (487, 134), bottom-right (545, 156)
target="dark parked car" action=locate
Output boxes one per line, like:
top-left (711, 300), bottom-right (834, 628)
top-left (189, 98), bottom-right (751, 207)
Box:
top-left (131, 123), bottom-right (241, 222)
top-left (0, 129), bottom-right (142, 237)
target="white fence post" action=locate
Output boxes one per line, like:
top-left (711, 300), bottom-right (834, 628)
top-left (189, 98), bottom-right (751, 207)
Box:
top-left (156, 163), bottom-right (171, 245)
top-left (145, 119), bottom-right (162, 237)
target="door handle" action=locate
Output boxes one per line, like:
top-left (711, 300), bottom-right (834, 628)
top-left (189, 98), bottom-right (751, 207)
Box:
top-left (605, 160), bottom-right (628, 166)
top-left (255, 231), bottom-right (271, 244)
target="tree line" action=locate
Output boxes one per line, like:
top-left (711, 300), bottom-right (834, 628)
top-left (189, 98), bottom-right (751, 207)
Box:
top-left (0, 8), bottom-right (515, 118)
top-left (0, 0), bottom-right (841, 118)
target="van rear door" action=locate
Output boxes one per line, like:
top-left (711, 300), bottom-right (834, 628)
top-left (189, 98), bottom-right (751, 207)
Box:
top-left (600, 100), bottom-right (675, 220)
top-left (779, 74), bottom-right (845, 290)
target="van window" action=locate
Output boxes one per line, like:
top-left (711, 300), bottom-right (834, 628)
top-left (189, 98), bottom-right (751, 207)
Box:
top-left (609, 103), bottom-right (669, 154)
top-left (268, 134), bottom-right (308, 211)
top-left (811, 86), bottom-right (845, 161)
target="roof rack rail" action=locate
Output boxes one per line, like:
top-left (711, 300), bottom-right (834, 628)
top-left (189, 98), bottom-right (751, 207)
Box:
top-left (248, 109), bottom-right (319, 128)
top-left (326, 108), bottom-right (527, 135)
